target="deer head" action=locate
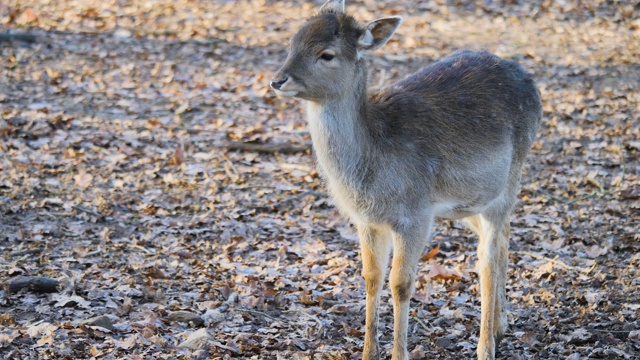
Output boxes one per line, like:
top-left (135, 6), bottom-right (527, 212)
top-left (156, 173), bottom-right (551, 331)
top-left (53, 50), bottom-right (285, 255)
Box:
top-left (270, 0), bottom-right (402, 102)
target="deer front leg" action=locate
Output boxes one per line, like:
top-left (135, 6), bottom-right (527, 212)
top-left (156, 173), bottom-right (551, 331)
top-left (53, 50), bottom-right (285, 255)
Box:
top-left (476, 215), bottom-right (510, 360)
top-left (389, 218), bottom-right (433, 360)
top-left (358, 224), bottom-right (392, 360)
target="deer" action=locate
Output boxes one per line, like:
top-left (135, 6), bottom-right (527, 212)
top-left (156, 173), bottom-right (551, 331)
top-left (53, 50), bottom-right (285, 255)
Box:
top-left (270, 0), bottom-right (542, 359)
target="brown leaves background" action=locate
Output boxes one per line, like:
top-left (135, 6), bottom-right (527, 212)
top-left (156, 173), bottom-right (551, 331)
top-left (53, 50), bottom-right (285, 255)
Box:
top-left (1, 0), bottom-right (639, 359)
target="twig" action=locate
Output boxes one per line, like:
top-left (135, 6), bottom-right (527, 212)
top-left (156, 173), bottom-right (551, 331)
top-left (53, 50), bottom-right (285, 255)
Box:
top-left (173, 127), bottom-right (220, 134)
top-left (83, 249), bottom-right (103, 257)
top-left (535, 188), bottom-right (569, 204)
top-left (0, 33), bottom-right (36, 43)
top-left (4, 276), bottom-right (59, 293)
top-left (412, 315), bottom-right (431, 332)
top-left (234, 308), bottom-right (279, 321)
top-left (45, 28), bottom-right (226, 47)
top-left (515, 251), bottom-right (595, 274)
top-left (567, 191), bottom-right (600, 204)
top-left (209, 340), bottom-right (241, 354)
top-left (129, 244), bottom-right (154, 255)
top-left (251, 190), bottom-right (326, 212)
top-left (282, 309), bottom-right (324, 331)
top-left (73, 205), bottom-right (102, 218)
top-left (164, 38), bottom-right (227, 47)
top-left (10, 248), bottom-right (43, 257)
top-left (589, 328), bottom-right (633, 333)
top-left (270, 190), bottom-right (325, 208)
top-left (225, 141), bottom-right (311, 154)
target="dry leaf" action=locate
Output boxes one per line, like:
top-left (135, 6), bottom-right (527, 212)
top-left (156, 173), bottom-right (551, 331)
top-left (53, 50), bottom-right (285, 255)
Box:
top-left (410, 344), bottom-right (426, 359)
top-left (53, 294), bottom-right (91, 309)
top-left (421, 246), bottom-right (439, 261)
top-left (177, 328), bottom-right (210, 350)
top-left (168, 146), bottom-right (184, 166)
top-left (438, 306), bottom-right (464, 319)
top-left (428, 264), bottom-right (462, 282)
top-left (0, 1), bottom-right (637, 359)
top-left (114, 334), bottom-right (137, 350)
top-left (18, 8), bottom-right (38, 24)
top-left (584, 245), bottom-right (607, 258)
top-left (26, 322), bottom-right (58, 338)
top-left (74, 171), bottom-right (93, 189)
top-left (535, 261), bottom-right (555, 277)
top-left (0, 331), bottom-right (20, 347)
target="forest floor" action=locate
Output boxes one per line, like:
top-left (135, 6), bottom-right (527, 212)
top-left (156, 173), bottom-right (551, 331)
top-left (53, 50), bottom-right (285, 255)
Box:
top-left (1, 0), bottom-right (639, 359)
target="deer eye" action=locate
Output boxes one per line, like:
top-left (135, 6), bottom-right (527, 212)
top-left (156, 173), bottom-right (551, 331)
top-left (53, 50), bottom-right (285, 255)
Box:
top-left (320, 52), bottom-right (335, 61)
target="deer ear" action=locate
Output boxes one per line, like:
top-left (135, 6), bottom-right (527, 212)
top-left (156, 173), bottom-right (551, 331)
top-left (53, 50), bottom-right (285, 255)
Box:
top-left (357, 16), bottom-right (403, 57)
top-left (319, 0), bottom-right (345, 14)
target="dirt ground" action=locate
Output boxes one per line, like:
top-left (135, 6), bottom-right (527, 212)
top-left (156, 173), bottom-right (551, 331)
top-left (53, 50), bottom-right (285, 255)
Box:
top-left (1, 0), bottom-right (639, 359)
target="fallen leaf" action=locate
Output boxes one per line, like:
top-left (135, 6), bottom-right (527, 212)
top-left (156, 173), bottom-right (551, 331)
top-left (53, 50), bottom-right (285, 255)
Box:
top-left (438, 306), bottom-right (464, 319)
top-left (567, 328), bottom-right (596, 345)
top-left (421, 246), bottom-right (439, 261)
top-left (114, 334), bottom-right (137, 350)
top-left (584, 245), bottom-right (607, 258)
top-left (0, 330), bottom-right (20, 347)
top-left (428, 264), bottom-right (462, 282)
top-left (410, 344), bottom-right (426, 359)
top-left (534, 261), bottom-right (555, 278)
top-left (53, 294), bottom-right (91, 309)
top-left (168, 146), bottom-right (184, 166)
top-left (26, 322), bottom-right (58, 338)
top-left (178, 328), bottom-right (210, 350)
top-left (74, 171), bottom-right (93, 189)
top-left (36, 335), bottom-right (55, 347)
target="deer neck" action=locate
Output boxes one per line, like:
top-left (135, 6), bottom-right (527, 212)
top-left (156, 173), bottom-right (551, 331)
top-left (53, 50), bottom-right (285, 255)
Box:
top-left (305, 67), bottom-right (371, 187)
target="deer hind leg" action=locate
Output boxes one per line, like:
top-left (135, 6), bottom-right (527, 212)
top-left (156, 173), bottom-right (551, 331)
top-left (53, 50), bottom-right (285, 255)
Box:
top-left (493, 222), bottom-right (509, 344)
top-left (358, 224), bottom-right (392, 360)
top-left (389, 217), bottom-right (433, 360)
top-left (464, 212), bottom-right (509, 360)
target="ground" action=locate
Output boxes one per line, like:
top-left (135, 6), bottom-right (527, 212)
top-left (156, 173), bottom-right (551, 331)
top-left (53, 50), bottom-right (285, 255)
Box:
top-left (0, 0), bottom-right (639, 359)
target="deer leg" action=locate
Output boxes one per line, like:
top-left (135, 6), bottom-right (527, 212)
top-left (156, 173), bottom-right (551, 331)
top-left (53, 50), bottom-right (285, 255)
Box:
top-left (474, 213), bottom-right (509, 360)
top-left (389, 218), bottom-right (432, 360)
top-left (358, 224), bottom-right (392, 360)
top-left (493, 222), bottom-right (509, 344)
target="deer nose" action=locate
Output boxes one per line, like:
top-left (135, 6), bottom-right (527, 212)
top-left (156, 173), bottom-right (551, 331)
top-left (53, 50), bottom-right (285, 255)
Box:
top-left (270, 76), bottom-right (288, 90)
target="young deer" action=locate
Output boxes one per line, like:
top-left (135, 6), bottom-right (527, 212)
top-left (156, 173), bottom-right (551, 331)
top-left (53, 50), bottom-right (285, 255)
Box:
top-left (270, 1), bottom-right (542, 359)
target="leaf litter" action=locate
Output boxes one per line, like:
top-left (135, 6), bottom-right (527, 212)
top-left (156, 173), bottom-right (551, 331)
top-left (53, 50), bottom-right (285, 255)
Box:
top-left (0, 0), bottom-right (639, 359)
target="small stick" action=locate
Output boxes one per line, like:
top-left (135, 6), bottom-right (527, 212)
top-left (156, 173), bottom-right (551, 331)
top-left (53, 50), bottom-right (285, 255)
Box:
top-left (515, 251), bottom-right (594, 274)
top-left (412, 315), bottom-right (431, 332)
top-left (225, 141), bottom-right (311, 154)
top-left (589, 329), bottom-right (633, 333)
top-left (251, 190), bottom-right (326, 212)
top-left (73, 205), bottom-right (102, 218)
top-left (4, 276), bottom-right (59, 293)
top-left (10, 248), bottom-right (43, 257)
top-left (282, 309), bottom-right (323, 330)
top-left (129, 244), bottom-right (154, 255)
top-left (164, 38), bottom-right (227, 47)
top-left (535, 188), bottom-right (569, 204)
top-left (0, 33), bottom-right (37, 43)
top-left (234, 308), bottom-right (278, 321)
top-left (209, 340), bottom-right (241, 354)
top-left (172, 127), bottom-right (219, 134)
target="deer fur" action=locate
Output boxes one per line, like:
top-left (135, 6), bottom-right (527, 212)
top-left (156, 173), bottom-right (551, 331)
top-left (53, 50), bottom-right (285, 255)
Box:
top-left (270, 1), bottom-right (542, 359)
